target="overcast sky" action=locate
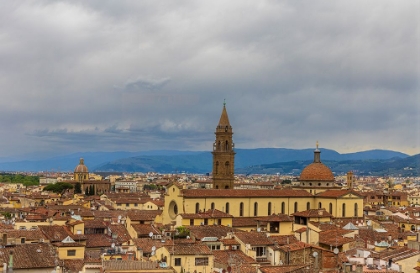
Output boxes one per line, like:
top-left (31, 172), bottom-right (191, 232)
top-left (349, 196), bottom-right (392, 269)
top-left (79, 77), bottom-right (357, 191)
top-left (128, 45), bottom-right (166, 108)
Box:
top-left (0, 1), bottom-right (419, 159)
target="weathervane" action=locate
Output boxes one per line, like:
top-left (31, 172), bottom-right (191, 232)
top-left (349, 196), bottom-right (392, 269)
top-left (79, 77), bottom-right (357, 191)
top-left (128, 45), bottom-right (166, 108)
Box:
top-left (223, 99), bottom-right (226, 106)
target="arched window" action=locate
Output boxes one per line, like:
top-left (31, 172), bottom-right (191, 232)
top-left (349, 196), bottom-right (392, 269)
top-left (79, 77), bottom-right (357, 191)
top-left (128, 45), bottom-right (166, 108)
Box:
top-left (211, 202), bottom-right (215, 210)
top-left (318, 202), bottom-right (322, 209)
top-left (307, 202), bottom-right (310, 210)
top-left (329, 203), bottom-right (333, 214)
top-left (402, 224), bottom-right (405, 231)
top-left (342, 203), bottom-right (346, 217)
top-left (225, 141), bottom-right (229, 151)
top-left (226, 202), bottom-right (230, 214)
top-left (240, 202), bottom-right (244, 216)
top-left (268, 202), bottom-right (272, 215)
top-left (354, 203), bottom-right (358, 217)
top-left (195, 203), bottom-right (200, 213)
top-left (225, 161), bottom-right (230, 175)
top-left (294, 202), bottom-right (298, 213)
top-left (412, 225), bottom-right (416, 231)
top-left (215, 161), bottom-right (219, 174)
top-left (254, 202), bottom-right (258, 216)
top-left (218, 141), bottom-right (221, 150)
top-left (281, 202), bottom-right (285, 214)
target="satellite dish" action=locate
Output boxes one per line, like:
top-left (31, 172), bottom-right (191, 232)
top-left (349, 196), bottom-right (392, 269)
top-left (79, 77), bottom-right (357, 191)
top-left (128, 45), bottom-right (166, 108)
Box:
top-left (111, 243), bottom-right (115, 248)
top-left (312, 251), bottom-right (318, 257)
top-left (333, 248), bottom-right (339, 255)
top-left (151, 251), bottom-right (155, 256)
top-left (367, 220), bottom-right (372, 226)
top-left (152, 246), bottom-right (156, 251)
top-left (149, 232), bottom-right (153, 237)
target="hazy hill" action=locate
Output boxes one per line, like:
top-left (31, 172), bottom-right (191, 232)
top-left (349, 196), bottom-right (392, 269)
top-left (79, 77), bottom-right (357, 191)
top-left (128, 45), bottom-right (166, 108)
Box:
top-left (0, 148), bottom-right (410, 174)
top-left (237, 154), bottom-right (420, 176)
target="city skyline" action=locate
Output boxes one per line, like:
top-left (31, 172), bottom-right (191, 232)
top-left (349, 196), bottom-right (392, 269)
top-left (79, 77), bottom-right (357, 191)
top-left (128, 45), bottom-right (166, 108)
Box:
top-left (0, 1), bottom-right (419, 159)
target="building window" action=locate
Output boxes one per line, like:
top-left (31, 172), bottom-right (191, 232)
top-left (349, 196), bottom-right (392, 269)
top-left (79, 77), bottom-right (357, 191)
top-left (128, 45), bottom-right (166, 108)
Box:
top-left (190, 219), bottom-right (194, 226)
top-left (195, 203), bottom-right (200, 213)
top-left (211, 202), bottom-right (215, 210)
top-left (20, 238), bottom-right (25, 244)
top-left (126, 203), bottom-right (129, 207)
top-left (354, 203), bottom-right (358, 217)
top-left (253, 247), bottom-right (266, 257)
top-left (306, 202), bottom-right (310, 210)
top-left (135, 203), bottom-right (138, 207)
top-left (294, 202), bottom-right (298, 213)
top-left (329, 203), bottom-right (333, 214)
top-left (239, 202), bottom-right (244, 216)
top-left (117, 203), bottom-right (121, 206)
top-left (175, 258), bottom-right (181, 266)
top-left (67, 250), bottom-right (76, 256)
top-left (281, 202), bottom-right (285, 214)
top-left (195, 257), bottom-right (209, 266)
top-left (318, 202), bottom-right (322, 209)
top-left (268, 202), bottom-right (272, 215)
top-left (226, 202), bottom-right (230, 214)
top-left (342, 203), bottom-right (346, 217)
top-left (254, 202), bottom-right (258, 216)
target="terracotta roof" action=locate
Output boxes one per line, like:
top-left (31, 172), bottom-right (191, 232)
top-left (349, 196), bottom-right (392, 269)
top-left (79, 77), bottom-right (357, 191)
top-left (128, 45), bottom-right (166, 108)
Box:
top-left (256, 213), bottom-right (293, 222)
top-left (316, 189), bottom-right (362, 198)
top-left (0, 243), bottom-right (56, 269)
top-left (188, 225), bottom-right (239, 240)
top-left (39, 225), bottom-right (74, 242)
top-left (234, 231), bottom-right (273, 246)
top-left (299, 162), bottom-right (334, 181)
top-left (132, 238), bottom-right (167, 253)
top-left (165, 242), bottom-right (212, 255)
top-left (180, 209), bottom-right (233, 219)
top-left (212, 250), bottom-right (256, 265)
top-left (259, 265), bottom-right (307, 273)
top-left (181, 189), bottom-right (313, 198)
top-left (268, 235), bottom-right (299, 246)
top-left (292, 208), bottom-right (333, 218)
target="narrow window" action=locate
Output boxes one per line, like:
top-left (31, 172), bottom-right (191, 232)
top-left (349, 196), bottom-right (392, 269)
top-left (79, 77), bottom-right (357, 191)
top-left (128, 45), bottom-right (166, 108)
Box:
top-left (281, 202), bottom-right (285, 214)
top-left (342, 203), bottom-right (346, 217)
top-left (354, 203), bottom-right (358, 217)
top-left (306, 202), bottom-right (310, 210)
top-left (254, 202), bottom-right (258, 216)
top-left (226, 202), bottom-right (230, 214)
top-left (294, 202), bottom-right (298, 213)
top-left (268, 202), bottom-right (272, 215)
top-left (195, 203), bottom-right (200, 213)
top-left (211, 202), bottom-right (215, 210)
top-left (329, 203), bottom-right (333, 214)
top-left (240, 202), bottom-right (244, 216)
top-left (318, 202), bottom-right (322, 209)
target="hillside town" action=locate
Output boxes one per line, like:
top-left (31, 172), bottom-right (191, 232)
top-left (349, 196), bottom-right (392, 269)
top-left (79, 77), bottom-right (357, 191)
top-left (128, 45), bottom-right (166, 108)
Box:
top-left (0, 105), bottom-right (419, 273)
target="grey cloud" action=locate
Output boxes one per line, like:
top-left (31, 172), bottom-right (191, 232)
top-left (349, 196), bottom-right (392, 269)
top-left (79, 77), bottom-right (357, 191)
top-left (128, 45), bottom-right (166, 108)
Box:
top-left (0, 0), bottom-right (418, 157)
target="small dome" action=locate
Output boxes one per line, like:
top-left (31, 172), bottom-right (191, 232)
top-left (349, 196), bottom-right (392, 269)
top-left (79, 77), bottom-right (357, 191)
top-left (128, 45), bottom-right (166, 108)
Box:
top-left (300, 162), bottom-right (334, 181)
top-left (74, 158), bottom-right (88, 173)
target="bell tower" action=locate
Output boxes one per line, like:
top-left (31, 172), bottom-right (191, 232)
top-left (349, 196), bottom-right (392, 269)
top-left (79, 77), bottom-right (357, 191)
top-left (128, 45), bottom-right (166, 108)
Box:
top-left (212, 102), bottom-right (235, 189)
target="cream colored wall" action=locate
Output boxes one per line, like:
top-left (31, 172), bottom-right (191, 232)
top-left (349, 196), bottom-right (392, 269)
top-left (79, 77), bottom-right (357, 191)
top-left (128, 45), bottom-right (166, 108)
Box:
top-left (57, 246), bottom-right (85, 259)
top-left (397, 254), bottom-right (419, 273)
top-left (163, 185), bottom-right (364, 225)
top-left (294, 222), bottom-right (320, 245)
top-left (156, 246), bottom-right (214, 273)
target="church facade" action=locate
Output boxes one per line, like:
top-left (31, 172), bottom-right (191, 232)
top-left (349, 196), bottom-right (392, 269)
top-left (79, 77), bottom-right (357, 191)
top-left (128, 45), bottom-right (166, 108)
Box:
top-left (161, 104), bottom-right (364, 226)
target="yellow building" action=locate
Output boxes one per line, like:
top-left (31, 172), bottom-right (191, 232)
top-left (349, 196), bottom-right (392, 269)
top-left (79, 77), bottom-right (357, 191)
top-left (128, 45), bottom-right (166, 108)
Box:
top-left (53, 236), bottom-right (85, 260)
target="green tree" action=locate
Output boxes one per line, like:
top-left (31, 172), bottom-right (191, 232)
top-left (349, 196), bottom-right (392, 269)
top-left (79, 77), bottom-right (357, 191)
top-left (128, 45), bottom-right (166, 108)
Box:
top-left (74, 182), bottom-right (82, 194)
top-left (43, 182), bottom-right (73, 194)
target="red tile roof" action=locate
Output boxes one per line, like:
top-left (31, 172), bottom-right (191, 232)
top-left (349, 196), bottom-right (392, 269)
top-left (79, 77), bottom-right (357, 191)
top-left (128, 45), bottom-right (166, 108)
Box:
top-left (181, 189), bottom-right (313, 198)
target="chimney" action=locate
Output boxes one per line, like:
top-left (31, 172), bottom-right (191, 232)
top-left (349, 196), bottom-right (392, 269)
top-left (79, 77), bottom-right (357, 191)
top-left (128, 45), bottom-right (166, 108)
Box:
top-left (7, 251), bottom-right (13, 273)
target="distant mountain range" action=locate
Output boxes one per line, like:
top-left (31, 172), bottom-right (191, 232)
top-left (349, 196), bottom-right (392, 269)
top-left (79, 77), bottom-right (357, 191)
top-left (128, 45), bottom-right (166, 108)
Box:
top-left (0, 148), bottom-right (415, 176)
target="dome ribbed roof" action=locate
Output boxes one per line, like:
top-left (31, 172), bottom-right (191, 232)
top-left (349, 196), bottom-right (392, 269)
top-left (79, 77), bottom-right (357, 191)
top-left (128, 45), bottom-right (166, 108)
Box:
top-left (74, 158), bottom-right (88, 173)
top-left (300, 162), bottom-right (334, 181)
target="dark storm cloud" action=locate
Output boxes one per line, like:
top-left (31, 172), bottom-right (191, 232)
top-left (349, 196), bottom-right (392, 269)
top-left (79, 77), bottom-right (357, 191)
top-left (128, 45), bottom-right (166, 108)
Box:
top-left (0, 0), bottom-right (418, 157)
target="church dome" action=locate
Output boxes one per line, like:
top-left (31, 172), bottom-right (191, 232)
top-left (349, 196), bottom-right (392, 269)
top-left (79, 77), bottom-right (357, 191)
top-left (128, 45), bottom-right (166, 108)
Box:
top-left (74, 158), bottom-right (88, 173)
top-left (299, 162), bottom-right (334, 181)
top-left (299, 143), bottom-right (335, 182)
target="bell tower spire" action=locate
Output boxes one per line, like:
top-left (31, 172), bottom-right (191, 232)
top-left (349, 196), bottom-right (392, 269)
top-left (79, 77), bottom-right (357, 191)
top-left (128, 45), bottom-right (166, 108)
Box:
top-left (212, 102), bottom-right (235, 189)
